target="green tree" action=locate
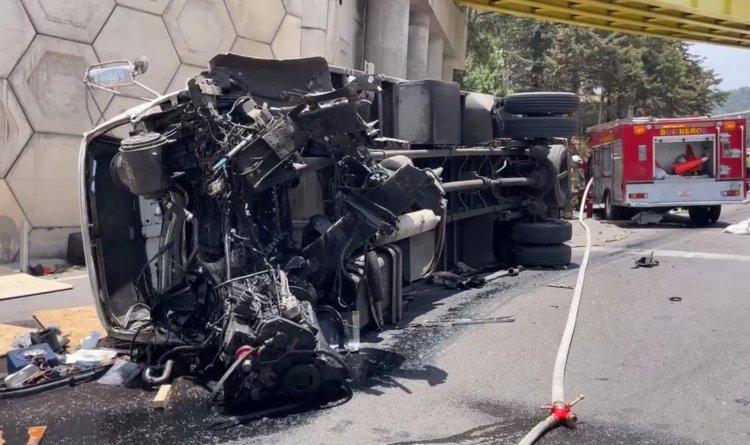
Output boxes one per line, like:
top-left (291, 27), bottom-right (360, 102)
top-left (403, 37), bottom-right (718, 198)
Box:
top-left (459, 12), bottom-right (728, 131)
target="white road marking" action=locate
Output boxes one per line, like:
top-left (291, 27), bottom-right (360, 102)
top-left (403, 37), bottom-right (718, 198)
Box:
top-left (589, 246), bottom-right (750, 262)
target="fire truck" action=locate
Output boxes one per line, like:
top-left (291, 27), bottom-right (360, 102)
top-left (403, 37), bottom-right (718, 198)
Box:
top-left (587, 116), bottom-right (747, 224)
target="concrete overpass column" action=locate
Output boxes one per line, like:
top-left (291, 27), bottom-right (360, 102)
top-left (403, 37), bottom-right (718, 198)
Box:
top-left (364, 0), bottom-right (410, 78)
top-left (426, 35), bottom-right (444, 80)
top-left (442, 56), bottom-right (456, 82)
top-left (406, 11), bottom-right (430, 79)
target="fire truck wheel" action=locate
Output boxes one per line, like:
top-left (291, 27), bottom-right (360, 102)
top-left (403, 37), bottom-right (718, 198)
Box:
top-left (513, 243), bottom-right (572, 267)
top-left (688, 205), bottom-right (721, 226)
top-left (544, 145), bottom-right (572, 208)
top-left (503, 92), bottom-right (580, 115)
top-left (512, 219), bottom-right (573, 245)
top-left (603, 192), bottom-right (626, 220)
top-left (504, 117), bottom-right (578, 139)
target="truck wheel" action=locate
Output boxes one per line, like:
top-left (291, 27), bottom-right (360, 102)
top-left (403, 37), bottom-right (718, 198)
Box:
top-left (544, 145), bottom-right (571, 208)
top-left (708, 205), bottom-right (721, 222)
top-left (503, 92), bottom-right (579, 115)
top-left (512, 219), bottom-right (573, 245)
top-left (603, 192), bottom-right (625, 220)
top-left (513, 243), bottom-right (572, 267)
top-left (689, 205), bottom-right (721, 226)
top-left (504, 117), bottom-right (577, 139)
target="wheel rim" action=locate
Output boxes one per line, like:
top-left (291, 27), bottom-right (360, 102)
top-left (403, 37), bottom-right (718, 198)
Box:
top-left (605, 194), bottom-right (612, 219)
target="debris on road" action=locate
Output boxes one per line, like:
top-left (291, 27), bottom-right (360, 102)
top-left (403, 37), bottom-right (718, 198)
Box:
top-left (546, 283), bottom-right (574, 289)
top-left (669, 297), bottom-right (682, 302)
top-left (152, 384), bottom-right (172, 409)
top-left (484, 266), bottom-right (522, 281)
top-left (634, 252), bottom-right (660, 268)
top-left (406, 316), bottom-right (515, 328)
top-left (97, 359), bottom-right (143, 386)
top-left (724, 218), bottom-right (750, 235)
top-left (631, 211), bottom-right (664, 225)
top-left (26, 426), bottom-right (46, 445)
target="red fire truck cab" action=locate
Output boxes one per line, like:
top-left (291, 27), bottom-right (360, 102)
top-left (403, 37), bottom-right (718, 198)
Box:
top-left (587, 116), bottom-right (747, 224)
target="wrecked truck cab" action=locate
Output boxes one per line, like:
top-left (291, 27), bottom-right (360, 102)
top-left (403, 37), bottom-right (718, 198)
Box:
top-left (79, 54), bottom-right (577, 410)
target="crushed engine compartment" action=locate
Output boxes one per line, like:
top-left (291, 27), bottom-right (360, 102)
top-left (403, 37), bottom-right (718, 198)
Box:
top-left (94, 55), bottom-right (448, 409)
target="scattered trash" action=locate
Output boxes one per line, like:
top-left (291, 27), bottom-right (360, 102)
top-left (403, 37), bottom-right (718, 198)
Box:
top-left (484, 266), bottom-right (522, 281)
top-left (455, 262), bottom-right (478, 274)
top-left (152, 384), bottom-right (172, 409)
top-left (97, 359), bottom-right (143, 386)
top-left (10, 333), bottom-right (32, 350)
top-left (30, 327), bottom-right (67, 353)
top-left (428, 271), bottom-right (485, 289)
top-left (406, 316), bottom-right (515, 328)
top-left (27, 265), bottom-right (54, 277)
top-left (631, 211), bottom-right (664, 225)
top-left (79, 331), bottom-right (101, 349)
top-left (546, 283), bottom-right (574, 289)
top-left (27, 264), bottom-right (44, 277)
top-left (724, 218), bottom-right (750, 235)
top-left (65, 348), bottom-right (117, 365)
top-left (634, 252), bottom-right (660, 268)
top-left (4, 364), bottom-right (40, 389)
top-left (7, 344), bottom-right (60, 373)
top-left (26, 426), bottom-right (46, 445)
top-left (669, 297), bottom-right (682, 302)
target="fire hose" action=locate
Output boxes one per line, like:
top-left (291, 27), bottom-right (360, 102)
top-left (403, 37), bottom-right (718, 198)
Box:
top-left (518, 178), bottom-right (594, 445)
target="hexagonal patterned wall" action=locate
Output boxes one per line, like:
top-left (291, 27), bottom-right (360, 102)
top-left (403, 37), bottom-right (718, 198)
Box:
top-left (0, 0), bottom-right (465, 260)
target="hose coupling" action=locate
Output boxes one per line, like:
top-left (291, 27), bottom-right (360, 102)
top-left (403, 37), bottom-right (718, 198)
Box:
top-left (543, 395), bottom-right (584, 428)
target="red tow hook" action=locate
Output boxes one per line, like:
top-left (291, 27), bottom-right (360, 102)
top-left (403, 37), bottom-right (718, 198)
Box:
top-left (543, 395), bottom-right (584, 428)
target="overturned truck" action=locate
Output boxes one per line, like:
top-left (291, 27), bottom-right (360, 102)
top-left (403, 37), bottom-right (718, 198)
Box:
top-left (79, 55), bottom-right (577, 410)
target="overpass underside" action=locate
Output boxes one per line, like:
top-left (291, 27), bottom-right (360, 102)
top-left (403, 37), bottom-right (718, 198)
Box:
top-left (458, 0), bottom-right (750, 48)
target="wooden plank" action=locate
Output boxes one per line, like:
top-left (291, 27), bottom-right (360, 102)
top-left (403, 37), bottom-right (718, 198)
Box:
top-left (33, 306), bottom-right (105, 353)
top-left (152, 384), bottom-right (172, 409)
top-left (0, 273), bottom-right (72, 301)
top-left (0, 323), bottom-right (36, 358)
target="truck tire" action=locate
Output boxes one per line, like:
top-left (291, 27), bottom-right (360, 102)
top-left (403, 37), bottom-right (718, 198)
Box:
top-left (503, 92), bottom-right (579, 115)
top-left (504, 117), bottom-right (577, 139)
top-left (603, 191), bottom-right (626, 220)
top-left (513, 243), bottom-right (572, 267)
top-left (688, 205), bottom-right (721, 226)
top-left (512, 219), bottom-right (573, 245)
top-left (544, 145), bottom-right (571, 208)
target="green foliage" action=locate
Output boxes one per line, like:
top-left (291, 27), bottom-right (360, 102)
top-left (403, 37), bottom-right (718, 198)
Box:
top-left (713, 86), bottom-right (750, 114)
top-left (459, 12), bottom-right (728, 130)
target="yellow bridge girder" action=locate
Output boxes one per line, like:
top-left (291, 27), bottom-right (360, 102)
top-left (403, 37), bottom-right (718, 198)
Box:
top-left (457, 0), bottom-right (750, 48)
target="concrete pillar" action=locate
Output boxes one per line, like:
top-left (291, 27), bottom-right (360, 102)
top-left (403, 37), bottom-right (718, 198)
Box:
top-left (442, 56), bottom-right (456, 82)
top-left (364, 0), bottom-right (409, 78)
top-left (426, 36), bottom-right (444, 80)
top-left (406, 11), bottom-right (430, 80)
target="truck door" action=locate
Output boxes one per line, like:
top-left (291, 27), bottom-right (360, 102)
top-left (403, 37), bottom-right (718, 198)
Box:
top-left (600, 142), bottom-right (614, 201)
top-left (716, 125), bottom-right (743, 180)
top-left (593, 147), bottom-right (603, 201)
top-left (612, 140), bottom-right (623, 202)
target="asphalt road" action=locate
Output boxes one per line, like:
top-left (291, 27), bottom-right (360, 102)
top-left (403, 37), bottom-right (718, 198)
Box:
top-left (2, 207), bottom-right (750, 444)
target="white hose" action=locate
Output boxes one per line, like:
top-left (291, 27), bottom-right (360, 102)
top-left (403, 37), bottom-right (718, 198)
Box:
top-left (518, 178), bottom-right (594, 445)
top-left (518, 416), bottom-right (557, 445)
top-left (551, 178), bottom-right (593, 403)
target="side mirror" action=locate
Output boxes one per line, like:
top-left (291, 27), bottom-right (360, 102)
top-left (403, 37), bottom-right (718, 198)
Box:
top-left (84, 56), bottom-right (158, 99)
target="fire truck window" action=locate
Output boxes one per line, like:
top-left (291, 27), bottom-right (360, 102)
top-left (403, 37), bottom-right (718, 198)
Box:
top-left (638, 145), bottom-right (647, 161)
top-left (602, 145), bottom-right (613, 175)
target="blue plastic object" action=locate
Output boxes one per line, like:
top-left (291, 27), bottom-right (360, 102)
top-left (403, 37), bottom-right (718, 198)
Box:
top-left (7, 343), bottom-right (59, 373)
